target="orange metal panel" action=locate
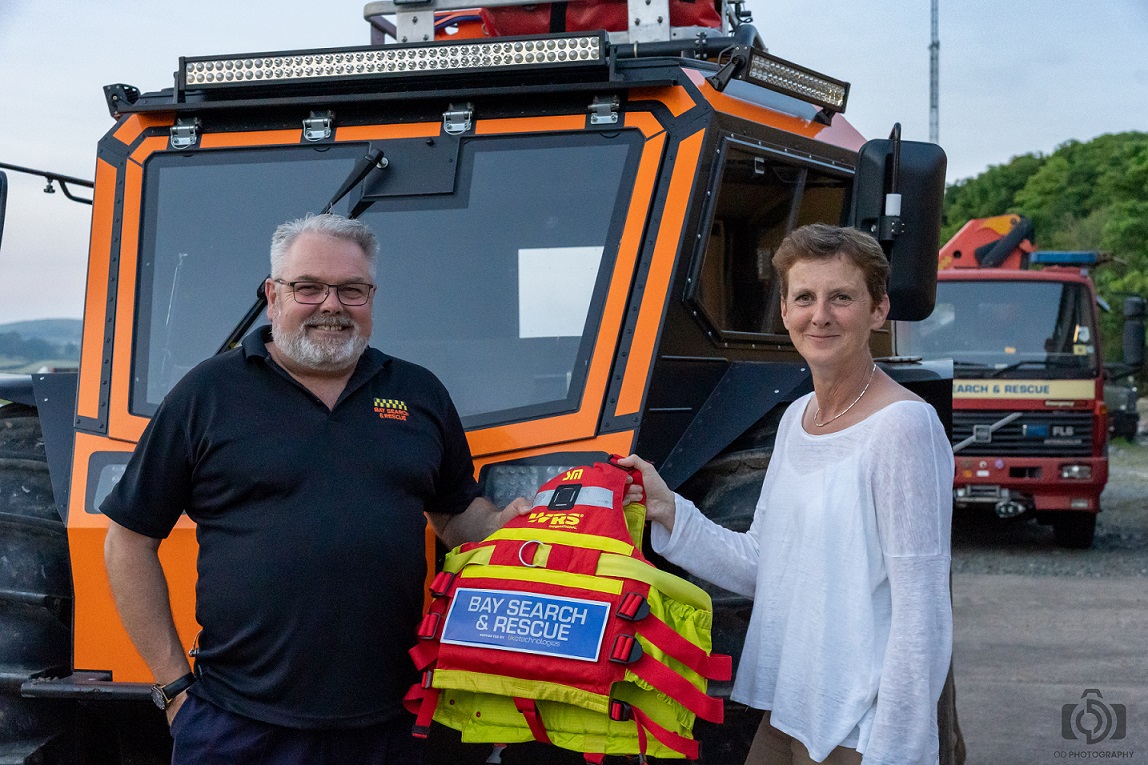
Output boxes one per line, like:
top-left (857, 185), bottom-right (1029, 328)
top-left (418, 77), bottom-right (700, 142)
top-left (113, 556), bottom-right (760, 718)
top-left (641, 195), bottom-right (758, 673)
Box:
top-left (129, 136), bottom-right (169, 166)
top-left (623, 112), bottom-right (664, 138)
top-left (69, 433), bottom-right (199, 681)
top-left (476, 115), bottom-right (586, 135)
top-left (77, 160), bottom-right (118, 420)
top-left (200, 129), bottom-right (303, 149)
top-left (615, 127), bottom-right (705, 416)
top-left (106, 158), bottom-right (151, 444)
top-left (628, 85), bottom-right (697, 117)
top-left (683, 69), bottom-right (866, 152)
top-left (336, 123), bottom-right (440, 141)
top-left (466, 129), bottom-right (666, 458)
top-left (112, 114), bottom-right (175, 147)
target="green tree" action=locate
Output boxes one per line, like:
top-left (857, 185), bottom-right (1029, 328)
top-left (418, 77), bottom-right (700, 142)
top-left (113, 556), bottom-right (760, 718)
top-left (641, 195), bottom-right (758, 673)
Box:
top-left (942, 131), bottom-right (1148, 379)
top-left (941, 153), bottom-right (1044, 242)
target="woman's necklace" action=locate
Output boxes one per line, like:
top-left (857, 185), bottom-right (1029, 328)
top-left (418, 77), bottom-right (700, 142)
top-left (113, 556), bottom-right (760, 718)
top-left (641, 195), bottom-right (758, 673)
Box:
top-left (813, 362), bottom-right (877, 428)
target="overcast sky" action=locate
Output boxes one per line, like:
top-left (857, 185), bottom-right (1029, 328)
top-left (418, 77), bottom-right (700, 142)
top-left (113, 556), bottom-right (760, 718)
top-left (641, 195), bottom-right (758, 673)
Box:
top-left (0, 0), bottom-right (1145, 324)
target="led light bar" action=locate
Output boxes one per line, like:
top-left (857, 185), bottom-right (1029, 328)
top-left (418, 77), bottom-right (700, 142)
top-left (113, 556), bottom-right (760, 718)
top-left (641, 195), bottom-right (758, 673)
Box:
top-left (744, 50), bottom-right (849, 114)
top-left (181, 33), bottom-right (606, 89)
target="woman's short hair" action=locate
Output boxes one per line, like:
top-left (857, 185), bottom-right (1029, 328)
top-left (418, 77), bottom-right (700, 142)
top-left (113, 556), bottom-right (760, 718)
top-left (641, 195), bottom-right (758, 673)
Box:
top-left (772, 224), bottom-right (889, 305)
top-left (270, 213), bottom-right (379, 279)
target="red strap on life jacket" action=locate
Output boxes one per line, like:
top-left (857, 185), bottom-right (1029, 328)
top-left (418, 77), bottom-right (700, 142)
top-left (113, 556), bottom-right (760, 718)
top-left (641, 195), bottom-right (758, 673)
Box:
top-left (628, 651), bottom-right (725, 723)
top-left (631, 703), bottom-right (700, 760)
top-left (405, 681), bottom-right (440, 739)
top-left (631, 609), bottom-right (733, 681)
top-left (609, 698), bottom-right (699, 759)
top-left (514, 697), bottom-right (552, 744)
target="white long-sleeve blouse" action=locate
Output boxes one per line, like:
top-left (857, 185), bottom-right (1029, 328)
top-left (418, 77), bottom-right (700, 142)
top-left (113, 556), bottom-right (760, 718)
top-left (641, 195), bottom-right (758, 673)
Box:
top-left (651, 394), bottom-right (954, 764)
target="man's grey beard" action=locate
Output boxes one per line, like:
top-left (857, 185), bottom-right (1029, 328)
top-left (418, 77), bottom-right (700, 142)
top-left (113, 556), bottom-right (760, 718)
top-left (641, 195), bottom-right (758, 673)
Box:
top-left (271, 313), bottom-right (369, 372)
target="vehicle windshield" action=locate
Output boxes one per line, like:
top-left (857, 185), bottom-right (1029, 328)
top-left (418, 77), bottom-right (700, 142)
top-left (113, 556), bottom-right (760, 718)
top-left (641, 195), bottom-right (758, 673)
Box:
top-left (134, 131), bottom-right (641, 427)
top-left (897, 279), bottom-right (1099, 378)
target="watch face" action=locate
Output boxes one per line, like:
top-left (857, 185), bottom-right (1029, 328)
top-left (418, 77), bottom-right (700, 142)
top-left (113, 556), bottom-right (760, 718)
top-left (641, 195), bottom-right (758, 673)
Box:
top-left (151, 686), bottom-right (168, 710)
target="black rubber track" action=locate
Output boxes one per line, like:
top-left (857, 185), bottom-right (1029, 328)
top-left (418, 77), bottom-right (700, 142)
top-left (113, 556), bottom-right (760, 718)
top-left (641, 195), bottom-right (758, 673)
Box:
top-left (0, 405), bottom-right (72, 763)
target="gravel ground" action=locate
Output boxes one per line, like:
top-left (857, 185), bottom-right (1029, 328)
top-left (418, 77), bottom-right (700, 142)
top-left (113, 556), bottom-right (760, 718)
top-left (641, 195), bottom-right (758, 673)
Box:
top-left (952, 436), bottom-right (1148, 577)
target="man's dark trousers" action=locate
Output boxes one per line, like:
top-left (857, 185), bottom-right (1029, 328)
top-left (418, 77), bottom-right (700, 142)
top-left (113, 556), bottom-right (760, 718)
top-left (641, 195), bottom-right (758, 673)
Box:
top-left (171, 694), bottom-right (424, 765)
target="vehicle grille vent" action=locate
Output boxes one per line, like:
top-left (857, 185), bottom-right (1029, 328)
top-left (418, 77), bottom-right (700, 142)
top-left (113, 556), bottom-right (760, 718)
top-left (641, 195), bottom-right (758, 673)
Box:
top-left (952, 410), bottom-right (1093, 457)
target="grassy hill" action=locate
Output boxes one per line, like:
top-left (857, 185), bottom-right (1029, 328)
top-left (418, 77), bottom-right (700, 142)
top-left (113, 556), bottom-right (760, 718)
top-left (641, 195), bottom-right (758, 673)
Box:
top-left (0, 318), bottom-right (82, 346)
top-left (0, 318), bottom-right (82, 372)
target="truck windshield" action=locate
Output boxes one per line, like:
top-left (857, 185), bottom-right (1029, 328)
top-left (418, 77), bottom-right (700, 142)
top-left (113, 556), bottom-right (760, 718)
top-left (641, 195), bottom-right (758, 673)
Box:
top-left (133, 131), bottom-right (641, 427)
top-left (897, 279), bottom-right (1099, 378)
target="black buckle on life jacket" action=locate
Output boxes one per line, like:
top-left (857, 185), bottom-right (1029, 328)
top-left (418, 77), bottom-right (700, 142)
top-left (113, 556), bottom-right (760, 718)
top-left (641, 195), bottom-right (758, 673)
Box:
top-left (430, 570), bottom-right (455, 598)
top-left (412, 724), bottom-right (431, 739)
top-left (608, 699), bottom-right (632, 722)
top-left (617, 592), bottom-right (650, 621)
top-left (609, 634), bottom-right (643, 664)
top-left (549, 483), bottom-right (581, 510)
top-left (421, 670), bottom-right (435, 689)
top-left (417, 612), bottom-right (442, 640)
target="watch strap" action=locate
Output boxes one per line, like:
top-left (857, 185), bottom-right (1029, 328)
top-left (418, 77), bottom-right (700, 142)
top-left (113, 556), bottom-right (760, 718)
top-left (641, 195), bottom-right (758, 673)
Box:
top-left (155, 672), bottom-right (196, 705)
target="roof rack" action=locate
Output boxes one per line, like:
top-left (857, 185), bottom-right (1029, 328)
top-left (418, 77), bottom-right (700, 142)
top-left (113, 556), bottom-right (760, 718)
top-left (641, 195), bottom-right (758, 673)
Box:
top-left (363, 0), bottom-right (745, 45)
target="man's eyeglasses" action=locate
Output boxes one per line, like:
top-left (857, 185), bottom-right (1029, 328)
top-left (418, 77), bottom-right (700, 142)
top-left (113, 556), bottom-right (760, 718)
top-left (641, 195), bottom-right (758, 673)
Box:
top-left (273, 279), bottom-right (376, 306)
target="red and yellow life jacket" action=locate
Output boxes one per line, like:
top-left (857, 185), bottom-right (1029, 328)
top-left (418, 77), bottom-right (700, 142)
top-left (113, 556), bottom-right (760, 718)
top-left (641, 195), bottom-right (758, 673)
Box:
top-left (405, 459), bottom-right (731, 761)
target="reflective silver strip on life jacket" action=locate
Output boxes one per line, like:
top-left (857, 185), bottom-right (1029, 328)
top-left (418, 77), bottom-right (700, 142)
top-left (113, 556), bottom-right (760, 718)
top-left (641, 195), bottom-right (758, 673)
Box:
top-left (531, 485), bottom-right (615, 511)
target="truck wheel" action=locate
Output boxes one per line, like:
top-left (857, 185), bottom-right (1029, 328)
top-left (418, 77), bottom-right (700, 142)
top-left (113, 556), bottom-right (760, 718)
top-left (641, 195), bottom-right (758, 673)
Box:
top-left (1052, 511), bottom-right (1096, 549)
top-left (0, 404), bottom-right (74, 763)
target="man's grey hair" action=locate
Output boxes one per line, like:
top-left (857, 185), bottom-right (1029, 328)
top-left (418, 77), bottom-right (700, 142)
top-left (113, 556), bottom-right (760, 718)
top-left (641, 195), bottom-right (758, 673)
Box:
top-left (270, 213), bottom-right (379, 279)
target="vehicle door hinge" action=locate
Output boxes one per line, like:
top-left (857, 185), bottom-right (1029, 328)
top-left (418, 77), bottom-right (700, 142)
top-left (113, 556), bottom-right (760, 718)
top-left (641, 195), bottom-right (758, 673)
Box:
top-left (169, 117), bottom-right (201, 150)
top-left (443, 103), bottom-right (474, 135)
top-left (588, 95), bottom-right (620, 125)
top-left (302, 111), bottom-right (334, 142)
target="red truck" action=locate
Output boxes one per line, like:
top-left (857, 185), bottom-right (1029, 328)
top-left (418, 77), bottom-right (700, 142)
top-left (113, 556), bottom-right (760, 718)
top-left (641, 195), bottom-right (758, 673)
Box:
top-left (897, 214), bottom-right (1145, 548)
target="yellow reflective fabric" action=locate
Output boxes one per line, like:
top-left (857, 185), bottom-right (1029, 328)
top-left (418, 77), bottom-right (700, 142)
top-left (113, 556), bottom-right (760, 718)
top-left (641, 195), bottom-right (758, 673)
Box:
top-left (458, 564), bottom-right (624, 595)
top-left (596, 552), bottom-right (713, 611)
top-left (487, 526), bottom-right (635, 556)
top-left (442, 544), bottom-right (493, 573)
top-left (431, 687), bottom-right (684, 759)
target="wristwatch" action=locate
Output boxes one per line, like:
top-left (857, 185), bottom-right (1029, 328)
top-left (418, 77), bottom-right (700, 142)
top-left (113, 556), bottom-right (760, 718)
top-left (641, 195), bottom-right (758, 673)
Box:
top-left (151, 672), bottom-right (196, 710)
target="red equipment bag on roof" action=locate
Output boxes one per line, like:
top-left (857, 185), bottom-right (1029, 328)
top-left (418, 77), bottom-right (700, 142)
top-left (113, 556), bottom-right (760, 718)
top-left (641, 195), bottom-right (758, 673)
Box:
top-left (481, 0), bottom-right (721, 37)
top-left (405, 458), bottom-right (731, 760)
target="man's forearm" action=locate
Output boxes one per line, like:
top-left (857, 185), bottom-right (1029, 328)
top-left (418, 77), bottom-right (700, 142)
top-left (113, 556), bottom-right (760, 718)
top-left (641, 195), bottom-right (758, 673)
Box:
top-left (431, 496), bottom-right (530, 549)
top-left (104, 522), bottom-right (191, 684)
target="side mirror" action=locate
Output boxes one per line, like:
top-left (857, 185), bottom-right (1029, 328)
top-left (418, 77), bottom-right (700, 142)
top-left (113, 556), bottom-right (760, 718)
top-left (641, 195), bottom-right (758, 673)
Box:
top-left (1124, 295), bottom-right (1146, 370)
top-left (849, 132), bottom-right (947, 321)
top-left (0, 171), bottom-right (7, 254)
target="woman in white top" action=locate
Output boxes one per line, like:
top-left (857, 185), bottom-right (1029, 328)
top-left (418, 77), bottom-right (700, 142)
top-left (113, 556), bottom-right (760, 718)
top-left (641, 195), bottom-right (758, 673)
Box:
top-left (620, 224), bottom-right (953, 765)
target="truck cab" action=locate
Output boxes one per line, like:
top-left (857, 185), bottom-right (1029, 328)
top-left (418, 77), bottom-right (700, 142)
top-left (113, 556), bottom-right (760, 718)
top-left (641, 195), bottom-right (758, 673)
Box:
top-left (896, 214), bottom-right (1145, 548)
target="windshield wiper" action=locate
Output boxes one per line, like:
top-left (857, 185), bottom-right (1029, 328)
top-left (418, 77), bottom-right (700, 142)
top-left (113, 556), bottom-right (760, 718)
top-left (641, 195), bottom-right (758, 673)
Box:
top-left (988, 359), bottom-right (1053, 378)
top-left (951, 360), bottom-right (999, 376)
top-left (215, 145), bottom-right (388, 355)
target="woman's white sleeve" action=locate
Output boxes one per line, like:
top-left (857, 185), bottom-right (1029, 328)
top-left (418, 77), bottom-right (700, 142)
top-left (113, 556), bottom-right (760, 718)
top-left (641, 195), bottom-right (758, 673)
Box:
top-left (649, 493), bottom-right (760, 599)
top-left (862, 408), bottom-right (954, 765)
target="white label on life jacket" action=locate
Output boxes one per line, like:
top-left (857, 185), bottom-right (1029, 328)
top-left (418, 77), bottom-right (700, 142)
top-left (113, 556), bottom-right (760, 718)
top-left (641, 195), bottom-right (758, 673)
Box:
top-left (441, 587), bottom-right (610, 662)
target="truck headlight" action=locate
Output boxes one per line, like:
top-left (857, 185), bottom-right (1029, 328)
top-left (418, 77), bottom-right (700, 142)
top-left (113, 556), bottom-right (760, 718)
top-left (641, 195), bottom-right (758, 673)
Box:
top-left (1060, 465), bottom-right (1092, 480)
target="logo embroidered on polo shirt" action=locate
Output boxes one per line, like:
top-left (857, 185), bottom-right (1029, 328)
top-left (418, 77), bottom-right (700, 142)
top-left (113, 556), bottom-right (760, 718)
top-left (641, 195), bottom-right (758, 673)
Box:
top-left (374, 398), bottom-right (409, 422)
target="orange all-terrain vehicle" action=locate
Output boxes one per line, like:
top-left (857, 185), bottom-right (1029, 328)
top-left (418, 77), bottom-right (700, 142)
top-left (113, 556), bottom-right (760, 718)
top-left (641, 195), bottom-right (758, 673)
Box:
top-left (0, 1), bottom-right (956, 762)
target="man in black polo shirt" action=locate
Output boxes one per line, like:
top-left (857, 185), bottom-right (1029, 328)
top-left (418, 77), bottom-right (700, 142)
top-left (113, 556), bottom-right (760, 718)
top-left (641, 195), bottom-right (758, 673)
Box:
top-left (103, 213), bottom-right (528, 764)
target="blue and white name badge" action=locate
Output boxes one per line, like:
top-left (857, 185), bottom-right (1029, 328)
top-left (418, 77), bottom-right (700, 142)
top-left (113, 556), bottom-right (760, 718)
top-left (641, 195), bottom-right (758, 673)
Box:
top-left (441, 587), bottom-right (611, 662)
